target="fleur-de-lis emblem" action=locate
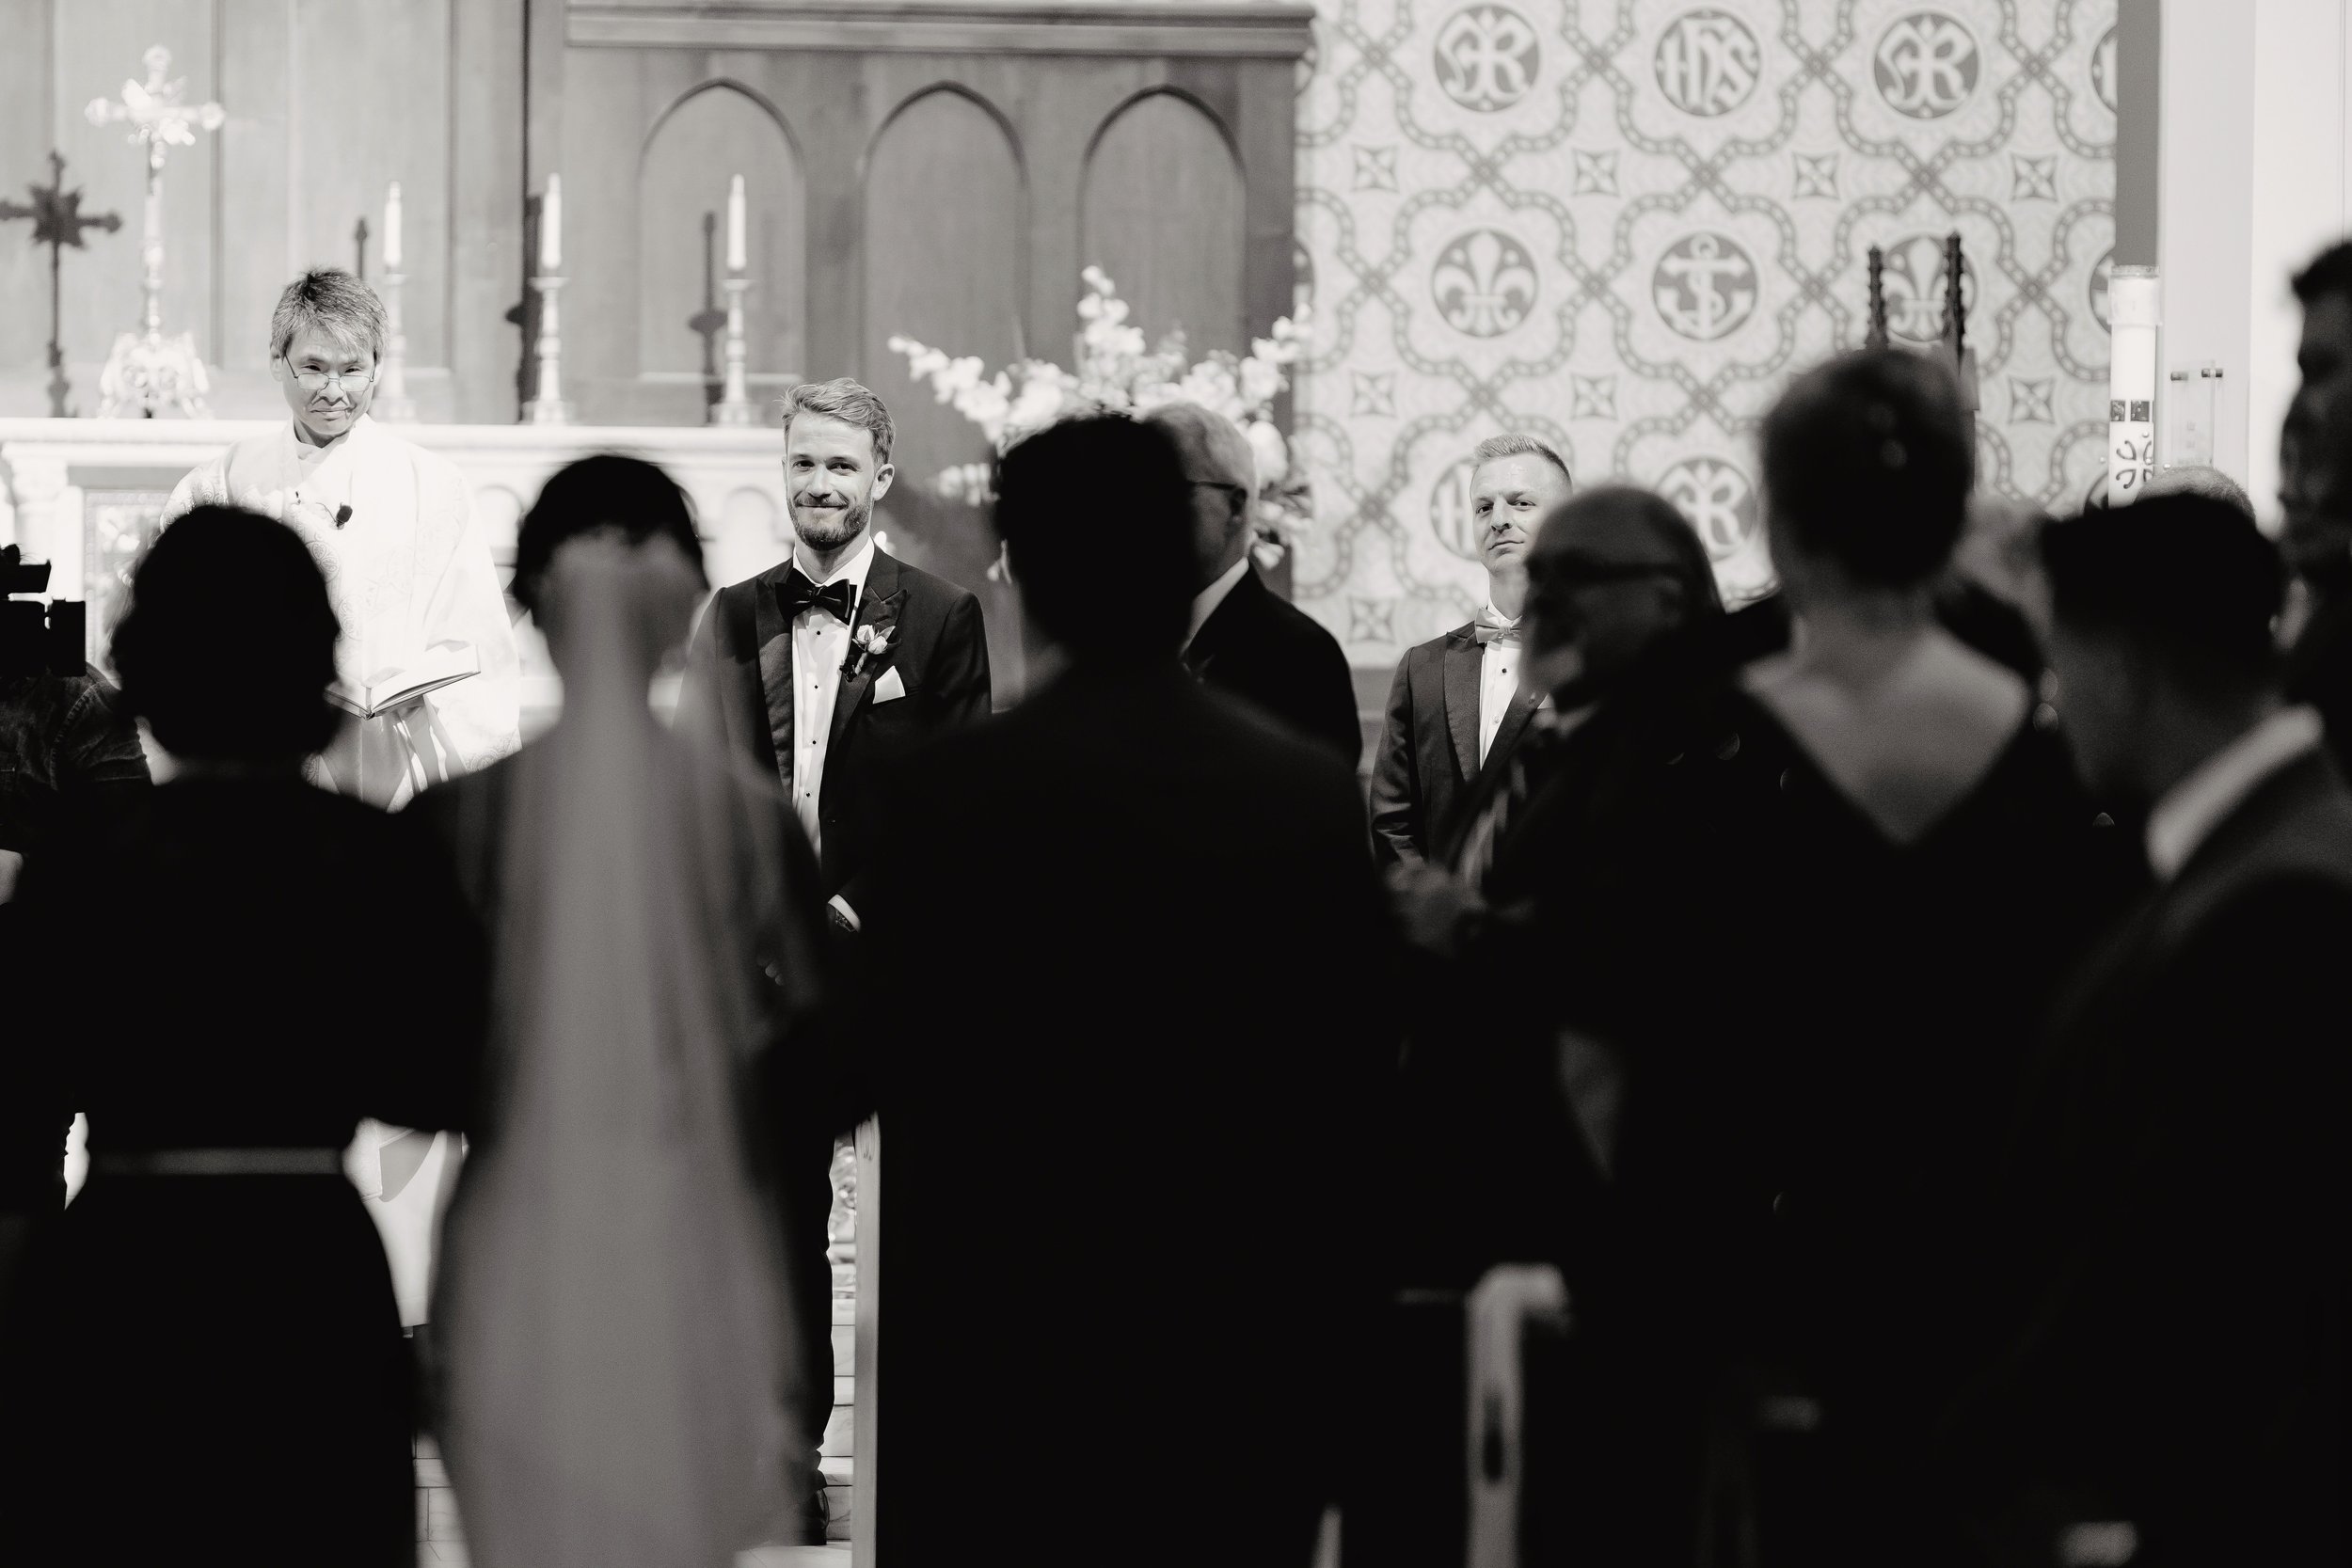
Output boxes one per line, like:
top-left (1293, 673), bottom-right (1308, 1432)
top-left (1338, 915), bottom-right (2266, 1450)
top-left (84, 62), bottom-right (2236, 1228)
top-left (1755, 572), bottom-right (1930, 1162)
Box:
top-left (1877, 233), bottom-right (1973, 346)
top-left (1431, 230), bottom-right (1539, 339)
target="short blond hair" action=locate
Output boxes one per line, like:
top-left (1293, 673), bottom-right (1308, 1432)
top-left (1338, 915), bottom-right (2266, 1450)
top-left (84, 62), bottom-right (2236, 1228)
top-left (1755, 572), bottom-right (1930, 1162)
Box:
top-left (1471, 432), bottom-right (1572, 486)
top-left (269, 268), bottom-right (385, 363)
top-left (781, 378), bottom-right (896, 467)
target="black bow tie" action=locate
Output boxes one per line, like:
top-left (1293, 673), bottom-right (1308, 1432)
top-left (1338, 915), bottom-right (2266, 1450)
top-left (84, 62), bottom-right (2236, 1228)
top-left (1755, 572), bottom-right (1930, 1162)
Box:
top-left (783, 571), bottom-right (855, 625)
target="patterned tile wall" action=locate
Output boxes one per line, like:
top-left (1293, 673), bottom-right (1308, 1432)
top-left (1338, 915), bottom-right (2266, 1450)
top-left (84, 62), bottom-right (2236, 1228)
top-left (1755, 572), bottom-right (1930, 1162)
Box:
top-left (1289, 0), bottom-right (2118, 662)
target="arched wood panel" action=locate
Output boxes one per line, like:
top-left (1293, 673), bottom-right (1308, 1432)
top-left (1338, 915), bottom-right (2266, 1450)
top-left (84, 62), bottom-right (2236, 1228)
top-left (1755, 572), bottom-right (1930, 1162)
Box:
top-left (1080, 91), bottom-right (1246, 356)
top-left (863, 87), bottom-right (1026, 696)
top-left (638, 82), bottom-right (806, 391)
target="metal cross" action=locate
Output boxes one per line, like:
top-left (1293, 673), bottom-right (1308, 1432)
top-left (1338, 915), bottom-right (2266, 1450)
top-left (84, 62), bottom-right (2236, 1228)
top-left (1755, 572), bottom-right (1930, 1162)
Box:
top-left (84, 45), bottom-right (224, 417)
top-left (0, 151), bottom-right (122, 418)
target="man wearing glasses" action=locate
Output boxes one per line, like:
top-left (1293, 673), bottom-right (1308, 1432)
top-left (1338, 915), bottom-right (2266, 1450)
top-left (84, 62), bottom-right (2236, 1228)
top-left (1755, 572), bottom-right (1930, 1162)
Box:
top-left (1146, 402), bottom-right (1361, 765)
top-left (166, 267), bottom-right (519, 809)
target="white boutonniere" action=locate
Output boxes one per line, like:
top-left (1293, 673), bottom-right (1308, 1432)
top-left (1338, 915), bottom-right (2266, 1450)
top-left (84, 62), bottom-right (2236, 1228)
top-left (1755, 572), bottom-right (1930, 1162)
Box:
top-left (842, 623), bottom-right (896, 679)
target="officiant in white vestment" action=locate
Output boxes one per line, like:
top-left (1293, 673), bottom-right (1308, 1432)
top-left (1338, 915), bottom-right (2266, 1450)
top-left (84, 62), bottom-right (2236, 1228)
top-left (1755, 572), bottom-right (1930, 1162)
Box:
top-left (164, 269), bottom-right (520, 1327)
top-left (165, 268), bottom-right (520, 809)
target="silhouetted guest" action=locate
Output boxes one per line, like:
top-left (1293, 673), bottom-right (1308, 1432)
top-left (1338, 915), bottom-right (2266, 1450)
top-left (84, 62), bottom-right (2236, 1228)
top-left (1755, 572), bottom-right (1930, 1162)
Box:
top-left (1366, 486), bottom-right (1744, 1567)
top-left (0, 561), bottom-right (151, 1236)
top-left (1370, 434), bottom-right (1568, 868)
top-left (2139, 460), bottom-right (2257, 516)
top-left (1684, 349), bottom-right (2135, 1564)
top-left (413, 457), bottom-right (831, 1565)
top-left (1148, 402), bottom-right (1363, 765)
top-left (1952, 494), bottom-right (2351, 1565)
top-left (853, 415), bottom-right (1391, 1564)
top-left (2279, 242), bottom-right (2352, 774)
top-left (0, 507), bottom-right (485, 1567)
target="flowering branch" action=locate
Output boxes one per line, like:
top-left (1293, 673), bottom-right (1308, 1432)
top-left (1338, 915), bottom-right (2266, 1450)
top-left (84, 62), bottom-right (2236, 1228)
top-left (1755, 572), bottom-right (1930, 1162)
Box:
top-left (888, 266), bottom-right (1313, 563)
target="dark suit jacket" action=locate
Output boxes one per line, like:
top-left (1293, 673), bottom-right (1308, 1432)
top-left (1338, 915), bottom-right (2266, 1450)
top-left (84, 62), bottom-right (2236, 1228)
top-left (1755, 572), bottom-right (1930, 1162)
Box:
top-left (1369, 625), bottom-right (1542, 868)
top-left (682, 546), bottom-right (991, 914)
top-left (1184, 565), bottom-right (1362, 767)
top-left (853, 661), bottom-right (1392, 1565)
top-left (2288, 580), bottom-right (2352, 777)
top-left (1965, 748), bottom-right (2352, 1561)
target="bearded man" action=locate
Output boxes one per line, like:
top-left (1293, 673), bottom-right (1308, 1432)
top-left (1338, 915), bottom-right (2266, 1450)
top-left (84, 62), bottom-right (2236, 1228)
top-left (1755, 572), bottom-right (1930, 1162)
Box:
top-left (683, 376), bottom-right (992, 928)
top-left (165, 268), bottom-right (519, 808)
top-left (679, 376), bottom-right (989, 1540)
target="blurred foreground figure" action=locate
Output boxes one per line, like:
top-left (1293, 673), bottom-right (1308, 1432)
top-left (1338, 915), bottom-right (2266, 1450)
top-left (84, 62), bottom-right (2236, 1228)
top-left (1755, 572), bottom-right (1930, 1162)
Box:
top-left (1952, 493), bottom-right (2352, 1564)
top-left (1149, 401), bottom-right (1363, 764)
top-left (416, 458), bottom-right (830, 1568)
top-left (1701, 350), bottom-right (2130, 1566)
top-left (1364, 485), bottom-right (1736, 1567)
top-left (0, 508), bottom-right (485, 1566)
top-left (854, 416), bottom-right (1390, 1565)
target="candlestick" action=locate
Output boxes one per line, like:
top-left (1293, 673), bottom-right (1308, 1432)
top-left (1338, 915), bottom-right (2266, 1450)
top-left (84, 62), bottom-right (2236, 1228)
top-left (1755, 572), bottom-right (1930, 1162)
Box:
top-left (726, 174), bottom-right (747, 273)
top-left (383, 182), bottom-right (403, 271)
top-left (522, 274), bottom-right (574, 425)
top-left (540, 175), bottom-right (562, 272)
top-left (374, 269), bottom-right (418, 422)
top-left (712, 273), bottom-right (757, 426)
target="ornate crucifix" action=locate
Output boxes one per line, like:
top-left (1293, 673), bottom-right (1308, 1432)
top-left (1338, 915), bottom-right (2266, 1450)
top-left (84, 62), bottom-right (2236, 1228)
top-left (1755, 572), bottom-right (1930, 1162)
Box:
top-left (84, 45), bottom-right (224, 418)
top-left (0, 151), bottom-right (121, 419)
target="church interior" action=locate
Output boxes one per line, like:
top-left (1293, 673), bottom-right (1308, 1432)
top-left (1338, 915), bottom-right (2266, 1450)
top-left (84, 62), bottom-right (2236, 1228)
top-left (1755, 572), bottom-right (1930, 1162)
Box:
top-left (6, 0), bottom-right (2350, 1563)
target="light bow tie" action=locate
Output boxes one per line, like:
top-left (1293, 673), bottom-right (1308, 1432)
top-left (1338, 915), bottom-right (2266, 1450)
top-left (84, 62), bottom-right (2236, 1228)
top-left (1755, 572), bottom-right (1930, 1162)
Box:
top-left (1472, 614), bottom-right (1520, 648)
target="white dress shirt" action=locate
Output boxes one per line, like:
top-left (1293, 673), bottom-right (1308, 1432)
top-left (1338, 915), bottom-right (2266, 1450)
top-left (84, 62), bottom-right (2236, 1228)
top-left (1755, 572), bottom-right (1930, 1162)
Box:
top-left (1477, 604), bottom-right (1521, 767)
top-left (2144, 705), bottom-right (2324, 880)
top-left (788, 531), bottom-right (879, 857)
top-left (1183, 555), bottom-right (1254, 655)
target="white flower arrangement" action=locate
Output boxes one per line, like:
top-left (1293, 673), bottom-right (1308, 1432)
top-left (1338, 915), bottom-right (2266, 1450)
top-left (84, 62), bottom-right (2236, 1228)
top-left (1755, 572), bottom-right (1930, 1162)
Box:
top-left (888, 266), bottom-right (1312, 567)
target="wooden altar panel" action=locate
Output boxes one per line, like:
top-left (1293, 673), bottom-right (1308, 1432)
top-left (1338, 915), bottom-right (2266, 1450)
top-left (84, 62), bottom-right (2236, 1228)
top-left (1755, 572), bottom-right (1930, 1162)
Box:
top-left (635, 82), bottom-right (806, 395)
top-left (863, 86), bottom-right (1026, 694)
top-left (1081, 90), bottom-right (1246, 357)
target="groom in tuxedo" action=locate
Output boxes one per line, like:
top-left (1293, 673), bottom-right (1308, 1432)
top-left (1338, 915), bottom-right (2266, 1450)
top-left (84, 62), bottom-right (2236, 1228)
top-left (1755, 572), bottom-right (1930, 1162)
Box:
top-left (684, 377), bottom-right (993, 929)
top-left (681, 376), bottom-right (989, 1538)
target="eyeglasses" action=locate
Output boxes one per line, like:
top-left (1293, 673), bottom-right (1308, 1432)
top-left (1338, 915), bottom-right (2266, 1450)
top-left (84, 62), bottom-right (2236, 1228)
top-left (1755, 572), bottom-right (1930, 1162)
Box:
top-left (1189, 480), bottom-right (1251, 504)
top-left (287, 364), bottom-right (377, 391)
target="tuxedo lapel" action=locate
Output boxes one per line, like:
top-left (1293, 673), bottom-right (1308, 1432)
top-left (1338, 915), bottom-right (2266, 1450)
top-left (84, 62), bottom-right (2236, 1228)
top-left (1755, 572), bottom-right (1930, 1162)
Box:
top-left (1184, 571), bottom-right (1252, 679)
top-left (753, 575), bottom-right (797, 790)
top-left (827, 549), bottom-right (906, 759)
top-left (1480, 684), bottom-right (1542, 784)
top-left (1440, 628), bottom-right (1482, 783)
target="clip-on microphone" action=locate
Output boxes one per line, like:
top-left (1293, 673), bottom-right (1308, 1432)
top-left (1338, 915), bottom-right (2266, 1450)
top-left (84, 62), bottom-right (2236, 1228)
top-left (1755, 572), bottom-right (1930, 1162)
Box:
top-left (333, 504), bottom-right (352, 529)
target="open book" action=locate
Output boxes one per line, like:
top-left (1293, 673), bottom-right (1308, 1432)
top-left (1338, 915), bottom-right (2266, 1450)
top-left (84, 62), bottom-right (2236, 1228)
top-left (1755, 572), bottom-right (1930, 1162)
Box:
top-left (330, 641), bottom-right (480, 721)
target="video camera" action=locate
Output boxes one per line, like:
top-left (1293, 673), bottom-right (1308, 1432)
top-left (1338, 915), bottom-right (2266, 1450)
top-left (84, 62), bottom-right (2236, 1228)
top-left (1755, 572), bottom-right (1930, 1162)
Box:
top-left (1, 545), bottom-right (87, 680)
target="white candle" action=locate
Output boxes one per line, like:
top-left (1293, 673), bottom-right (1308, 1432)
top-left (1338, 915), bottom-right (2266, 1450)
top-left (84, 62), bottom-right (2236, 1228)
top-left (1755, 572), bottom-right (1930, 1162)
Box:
top-left (383, 182), bottom-right (403, 271)
top-left (2108, 265), bottom-right (2159, 504)
top-left (540, 175), bottom-right (562, 273)
top-left (726, 174), bottom-right (747, 272)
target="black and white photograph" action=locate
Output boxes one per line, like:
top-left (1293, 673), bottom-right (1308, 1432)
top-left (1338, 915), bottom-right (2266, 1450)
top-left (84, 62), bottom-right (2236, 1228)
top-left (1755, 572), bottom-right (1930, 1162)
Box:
top-left (0, 1), bottom-right (2344, 1564)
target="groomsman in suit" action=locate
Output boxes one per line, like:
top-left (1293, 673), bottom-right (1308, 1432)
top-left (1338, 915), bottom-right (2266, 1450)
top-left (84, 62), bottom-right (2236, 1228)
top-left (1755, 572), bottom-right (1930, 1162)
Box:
top-left (679, 376), bottom-right (990, 1540)
top-left (1959, 492), bottom-right (2352, 1562)
top-left (1370, 434), bottom-right (1571, 867)
top-left (1146, 403), bottom-right (1362, 765)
